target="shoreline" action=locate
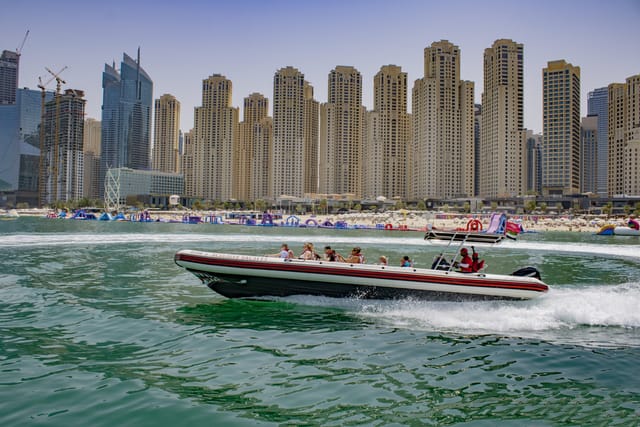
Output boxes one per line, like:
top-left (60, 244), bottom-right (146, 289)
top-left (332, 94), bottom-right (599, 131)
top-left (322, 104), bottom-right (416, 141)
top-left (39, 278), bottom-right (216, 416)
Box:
top-left (9, 208), bottom-right (632, 233)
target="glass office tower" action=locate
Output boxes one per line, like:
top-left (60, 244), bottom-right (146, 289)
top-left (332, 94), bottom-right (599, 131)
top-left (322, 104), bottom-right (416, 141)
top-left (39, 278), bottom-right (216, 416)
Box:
top-left (99, 51), bottom-right (153, 197)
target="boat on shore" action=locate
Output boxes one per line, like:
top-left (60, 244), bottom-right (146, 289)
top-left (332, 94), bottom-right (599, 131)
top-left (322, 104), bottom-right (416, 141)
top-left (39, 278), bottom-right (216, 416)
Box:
top-left (424, 213), bottom-right (515, 244)
top-left (174, 250), bottom-right (548, 301)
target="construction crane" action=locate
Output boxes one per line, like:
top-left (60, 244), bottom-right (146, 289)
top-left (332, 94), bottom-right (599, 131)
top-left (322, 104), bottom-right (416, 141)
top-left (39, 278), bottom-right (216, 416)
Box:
top-left (37, 66), bottom-right (67, 207)
top-left (16, 30), bottom-right (29, 55)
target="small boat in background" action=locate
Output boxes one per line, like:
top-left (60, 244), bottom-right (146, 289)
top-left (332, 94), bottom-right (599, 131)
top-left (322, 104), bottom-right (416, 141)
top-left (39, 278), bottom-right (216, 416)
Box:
top-left (0, 209), bottom-right (19, 220)
top-left (425, 213), bottom-right (516, 244)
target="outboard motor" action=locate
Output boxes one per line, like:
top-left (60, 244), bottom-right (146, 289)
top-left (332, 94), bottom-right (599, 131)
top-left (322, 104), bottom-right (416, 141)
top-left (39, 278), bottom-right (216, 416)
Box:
top-left (511, 266), bottom-right (541, 280)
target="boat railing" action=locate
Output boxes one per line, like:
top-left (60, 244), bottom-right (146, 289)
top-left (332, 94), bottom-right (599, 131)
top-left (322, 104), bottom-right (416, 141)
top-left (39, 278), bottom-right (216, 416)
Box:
top-left (432, 231), bottom-right (471, 272)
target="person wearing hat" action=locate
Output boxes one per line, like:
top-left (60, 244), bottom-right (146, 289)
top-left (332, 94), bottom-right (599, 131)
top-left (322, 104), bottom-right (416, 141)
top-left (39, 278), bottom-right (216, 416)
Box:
top-left (458, 247), bottom-right (473, 273)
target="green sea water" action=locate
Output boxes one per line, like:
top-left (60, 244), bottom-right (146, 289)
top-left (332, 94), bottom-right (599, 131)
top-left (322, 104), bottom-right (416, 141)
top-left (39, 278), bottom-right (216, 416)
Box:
top-left (1, 218), bottom-right (639, 426)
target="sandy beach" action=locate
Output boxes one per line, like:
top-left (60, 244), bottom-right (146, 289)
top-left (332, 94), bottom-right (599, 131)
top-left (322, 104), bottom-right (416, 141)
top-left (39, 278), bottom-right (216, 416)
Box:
top-left (11, 208), bottom-right (631, 233)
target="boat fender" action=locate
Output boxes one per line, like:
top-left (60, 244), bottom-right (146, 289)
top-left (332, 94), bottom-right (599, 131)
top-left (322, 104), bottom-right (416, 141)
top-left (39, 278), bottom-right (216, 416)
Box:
top-left (384, 223), bottom-right (393, 230)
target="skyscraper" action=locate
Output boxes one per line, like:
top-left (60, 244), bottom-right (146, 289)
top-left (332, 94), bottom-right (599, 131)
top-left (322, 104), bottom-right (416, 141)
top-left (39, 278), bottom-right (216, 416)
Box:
top-left (303, 82), bottom-right (319, 195)
top-left (42, 89), bottom-right (85, 203)
top-left (542, 60), bottom-right (581, 196)
top-left (190, 74), bottom-right (238, 201)
top-left (272, 67), bottom-right (306, 198)
top-left (0, 88), bottom-right (53, 207)
top-left (319, 66), bottom-right (365, 197)
top-left (525, 131), bottom-right (542, 195)
top-left (587, 87), bottom-right (609, 197)
top-left (410, 40), bottom-right (474, 200)
top-left (480, 39), bottom-right (525, 198)
top-left (0, 50), bottom-right (19, 105)
top-left (364, 65), bottom-right (410, 200)
top-left (236, 93), bottom-right (272, 201)
top-left (83, 118), bottom-right (101, 200)
top-left (608, 74), bottom-right (640, 196)
top-left (182, 130), bottom-right (194, 198)
top-left (99, 51), bottom-right (153, 198)
top-left (580, 116), bottom-right (598, 194)
top-left (153, 94), bottom-right (181, 174)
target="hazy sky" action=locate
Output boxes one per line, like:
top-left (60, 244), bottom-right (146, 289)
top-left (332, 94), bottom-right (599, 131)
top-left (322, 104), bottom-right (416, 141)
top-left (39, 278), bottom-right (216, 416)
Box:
top-left (3, 0), bottom-right (639, 134)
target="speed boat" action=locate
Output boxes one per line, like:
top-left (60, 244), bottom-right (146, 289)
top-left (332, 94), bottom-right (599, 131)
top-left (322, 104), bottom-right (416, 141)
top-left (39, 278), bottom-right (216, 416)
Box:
top-left (174, 250), bottom-right (548, 301)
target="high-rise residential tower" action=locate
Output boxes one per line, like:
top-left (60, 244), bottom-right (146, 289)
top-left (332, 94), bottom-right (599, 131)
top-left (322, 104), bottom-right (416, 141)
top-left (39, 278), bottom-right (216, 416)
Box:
top-left (319, 66), bottom-right (365, 197)
top-left (42, 89), bottom-right (85, 203)
top-left (236, 93), bottom-right (272, 201)
top-left (410, 40), bottom-right (474, 200)
top-left (99, 51), bottom-right (153, 197)
top-left (608, 74), bottom-right (640, 196)
top-left (587, 87), bottom-right (609, 197)
top-left (480, 39), bottom-right (525, 198)
top-left (580, 115), bottom-right (598, 194)
top-left (83, 118), bottom-right (101, 199)
top-left (153, 94), bottom-right (181, 174)
top-left (364, 65), bottom-right (410, 200)
top-left (542, 60), bottom-right (581, 196)
top-left (525, 131), bottom-right (543, 195)
top-left (303, 82), bottom-right (319, 195)
top-left (182, 130), bottom-right (194, 197)
top-left (190, 74), bottom-right (238, 201)
top-left (0, 50), bottom-right (19, 105)
top-left (271, 67), bottom-right (307, 198)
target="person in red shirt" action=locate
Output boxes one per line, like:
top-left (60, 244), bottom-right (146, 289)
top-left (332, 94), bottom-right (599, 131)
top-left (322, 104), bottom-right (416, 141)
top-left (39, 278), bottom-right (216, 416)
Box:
top-left (458, 247), bottom-right (473, 273)
top-left (471, 246), bottom-right (485, 272)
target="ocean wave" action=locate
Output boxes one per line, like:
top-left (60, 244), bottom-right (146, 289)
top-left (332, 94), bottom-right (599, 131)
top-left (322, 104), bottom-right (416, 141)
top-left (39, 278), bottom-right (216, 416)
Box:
top-left (2, 232), bottom-right (638, 260)
top-left (282, 282), bottom-right (640, 348)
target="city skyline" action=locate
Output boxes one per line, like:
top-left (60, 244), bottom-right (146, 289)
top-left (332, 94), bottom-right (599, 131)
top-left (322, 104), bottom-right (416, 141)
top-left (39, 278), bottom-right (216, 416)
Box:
top-left (2, 0), bottom-right (639, 135)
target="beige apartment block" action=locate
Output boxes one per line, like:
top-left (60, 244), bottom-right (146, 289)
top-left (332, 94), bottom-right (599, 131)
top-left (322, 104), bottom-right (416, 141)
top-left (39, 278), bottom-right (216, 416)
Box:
top-left (190, 75), bottom-right (239, 201)
top-left (303, 82), bottom-right (319, 195)
top-left (364, 65), bottom-right (410, 200)
top-left (608, 74), bottom-right (640, 196)
top-left (83, 118), bottom-right (101, 199)
top-left (236, 93), bottom-right (272, 201)
top-left (271, 67), bottom-right (306, 198)
top-left (182, 130), bottom-right (194, 197)
top-left (153, 94), bottom-right (181, 174)
top-left (319, 66), bottom-right (365, 197)
top-left (542, 60), bottom-right (581, 196)
top-left (480, 39), bottom-right (525, 198)
top-left (410, 40), bottom-right (474, 200)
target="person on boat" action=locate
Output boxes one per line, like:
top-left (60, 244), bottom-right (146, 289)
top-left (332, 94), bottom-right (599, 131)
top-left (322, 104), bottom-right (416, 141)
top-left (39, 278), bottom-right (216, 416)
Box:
top-left (268, 244), bottom-right (294, 259)
top-left (401, 256), bottom-right (413, 267)
top-left (471, 246), bottom-right (485, 272)
top-left (344, 247), bottom-right (365, 264)
top-left (299, 242), bottom-right (320, 260)
top-left (324, 246), bottom-right (345, 262)
top-left (457, 248), bottom-right (473, 273)
top-left (431, 253), bottom-right (450, 270)
top-left (378, 255), bottom-right (388, 266)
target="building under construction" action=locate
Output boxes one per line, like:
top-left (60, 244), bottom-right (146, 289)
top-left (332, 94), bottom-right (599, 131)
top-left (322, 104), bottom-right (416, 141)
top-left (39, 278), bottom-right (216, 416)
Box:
top-left (41, 89), bottom-right (85, 204)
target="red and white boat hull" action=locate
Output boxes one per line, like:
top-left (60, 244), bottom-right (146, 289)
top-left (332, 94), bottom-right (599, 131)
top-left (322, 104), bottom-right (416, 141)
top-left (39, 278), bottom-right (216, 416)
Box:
top-left (175, 250), bottom-right (548, 301)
